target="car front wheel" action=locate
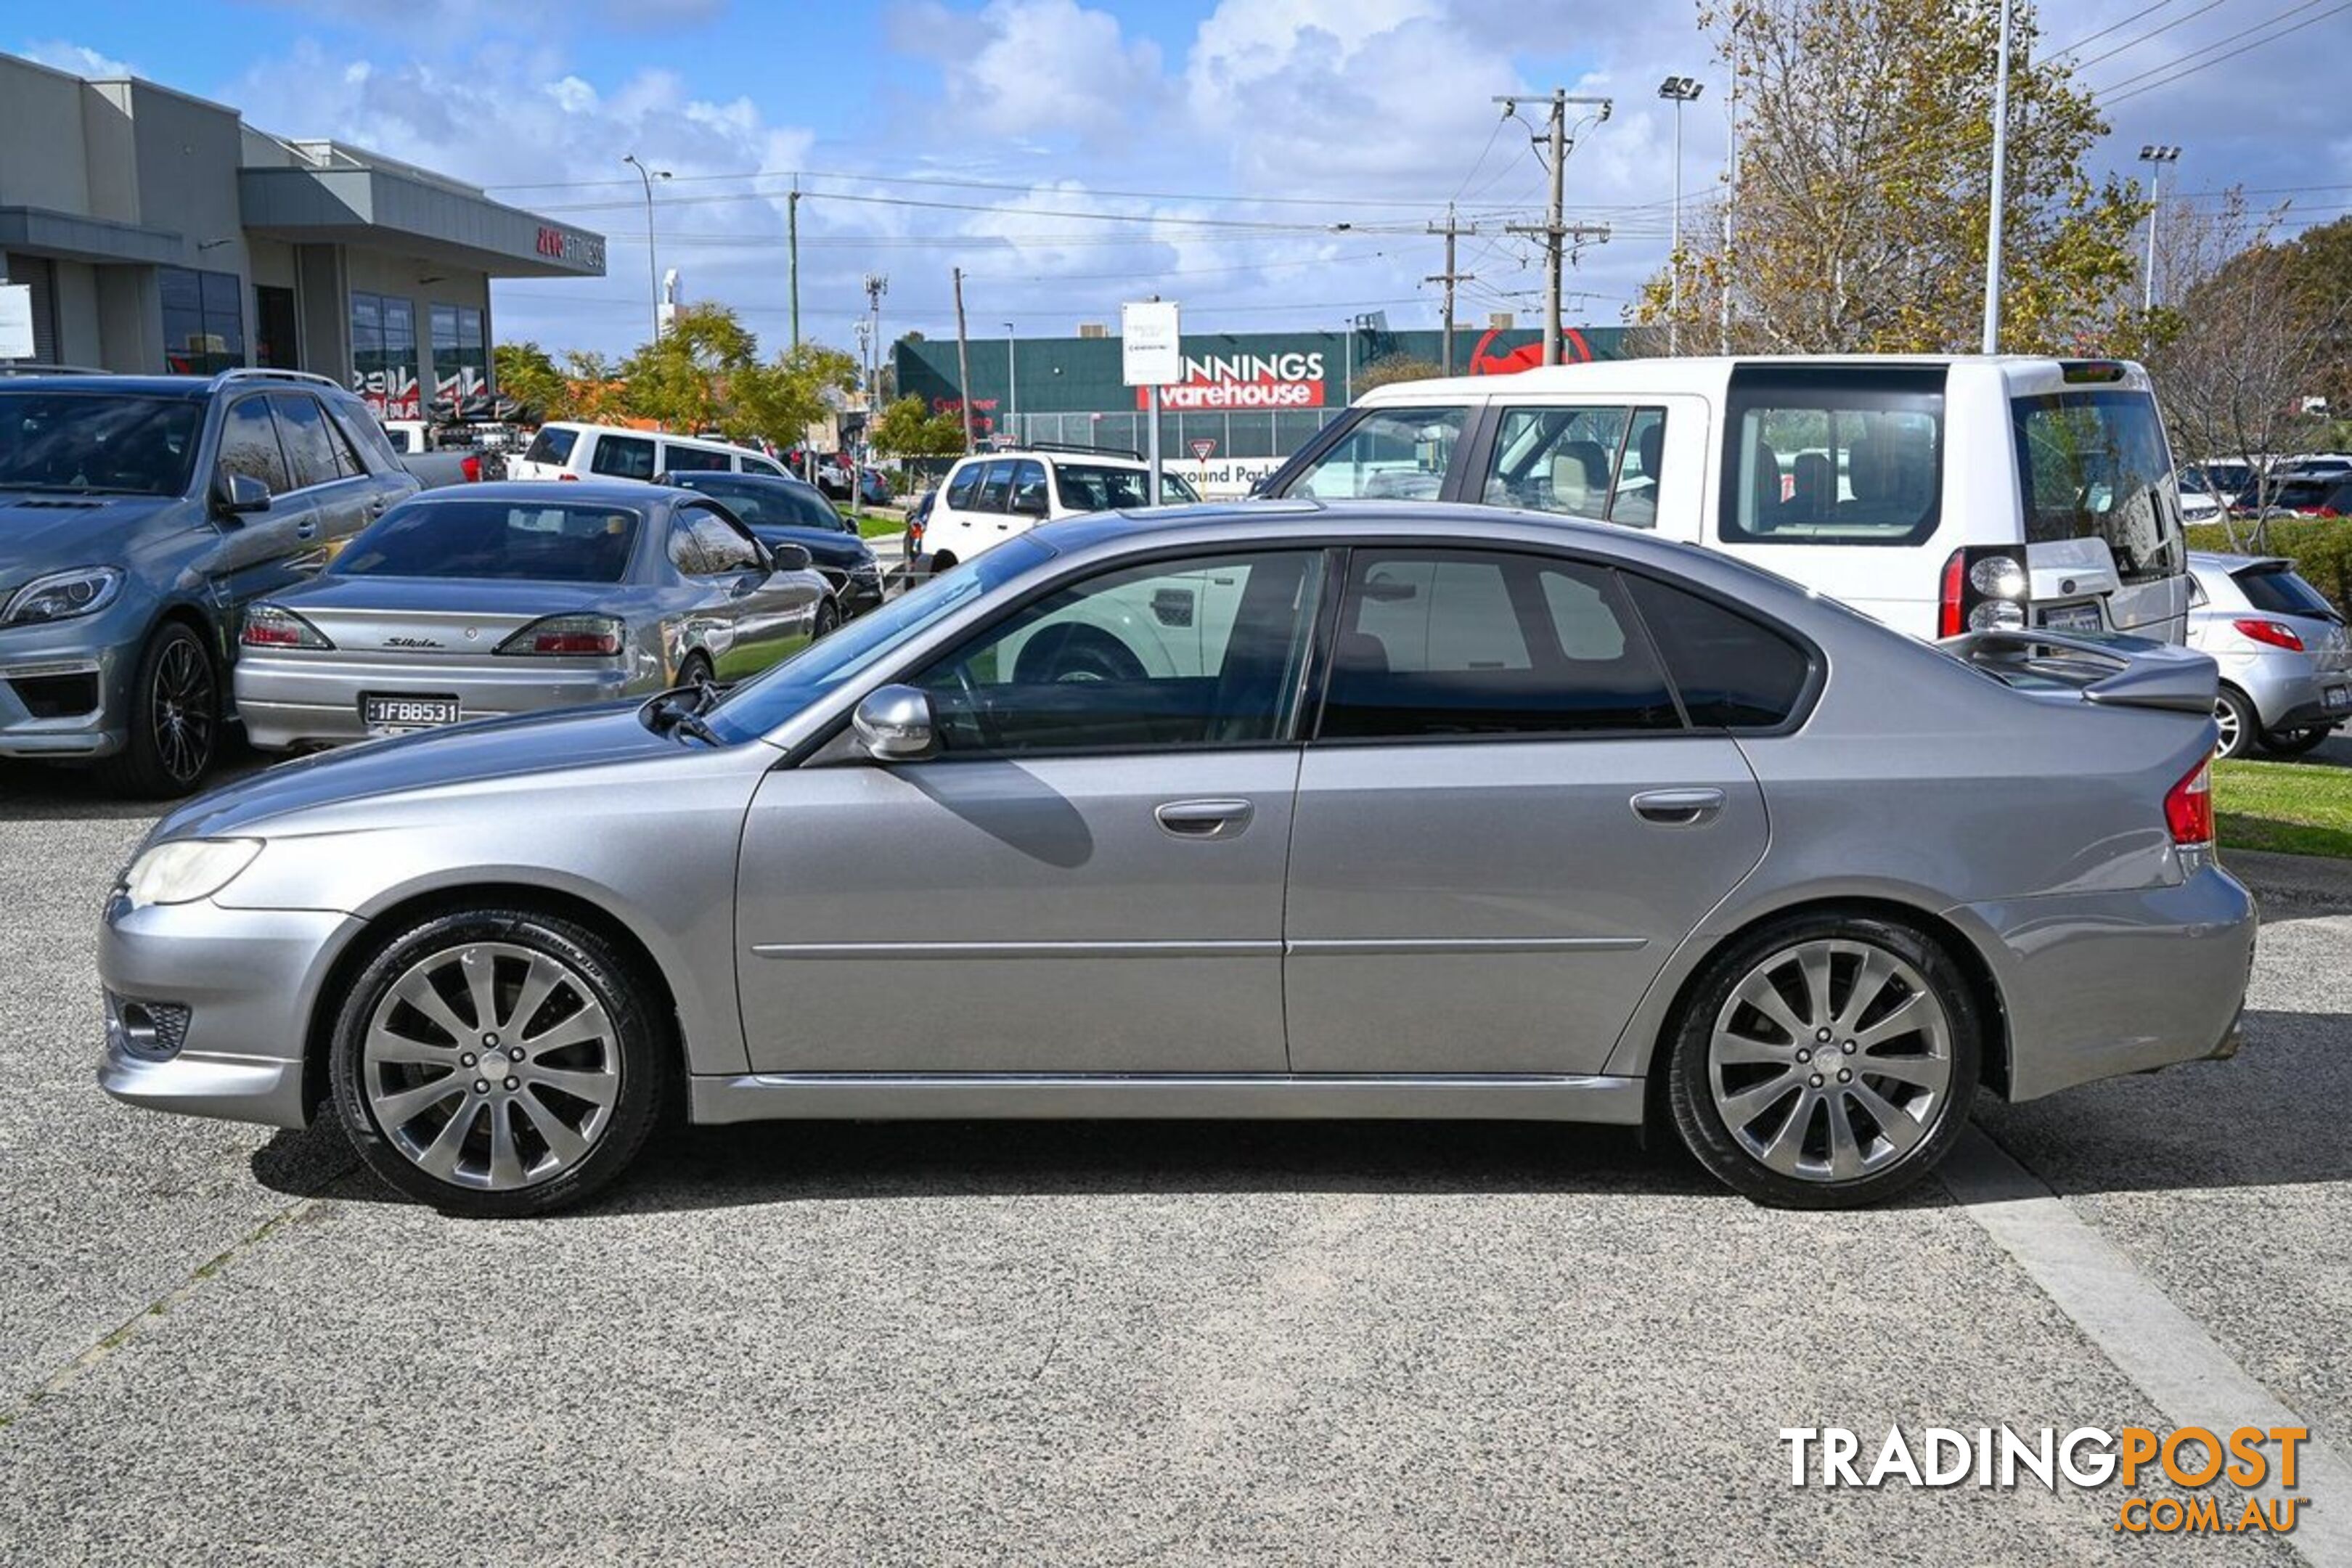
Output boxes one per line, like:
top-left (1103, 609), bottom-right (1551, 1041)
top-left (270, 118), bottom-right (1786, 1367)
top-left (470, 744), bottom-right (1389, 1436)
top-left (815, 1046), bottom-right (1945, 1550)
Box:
top-left (328, 909), bottom-right (667, 1217)
top-left (95, 621), bottom-right (219, 799)
top-left (1666, 914), bottom-right (1980, 1209)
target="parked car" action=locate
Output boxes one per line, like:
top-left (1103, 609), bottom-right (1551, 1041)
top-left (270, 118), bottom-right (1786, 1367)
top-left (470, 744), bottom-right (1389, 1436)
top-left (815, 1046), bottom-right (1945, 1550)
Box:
top-left (2245, 476), bottom-right (2352, 519)
top-left (232, 481), bottom-right (828, 751)
top-left (859, 467), bottom-right (892, 507)
top-left (2272, 453), bottom-right (2352, 483)
top-left (505, 422), bottom-right (790, 483)
top-left (1255, 356), bottom-right (2192, 644)
top-left (922, 444), bottom-right (1204, 572)
top-left (101, 502), bottom-right (2250, 1217)
top-left (656, 468), bottom-right (884, 616)
top-left (2188, 551), bottom-right (2351, 757)
top-left (0, 368), bottom-right (418, 795)
top-left (380, 420), bottom-right (494, 489)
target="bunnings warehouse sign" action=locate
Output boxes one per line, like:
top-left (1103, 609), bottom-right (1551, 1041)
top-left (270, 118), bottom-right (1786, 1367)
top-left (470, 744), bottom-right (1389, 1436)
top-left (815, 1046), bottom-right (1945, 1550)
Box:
top-left (1146, 348), bottom-right (1329, 410)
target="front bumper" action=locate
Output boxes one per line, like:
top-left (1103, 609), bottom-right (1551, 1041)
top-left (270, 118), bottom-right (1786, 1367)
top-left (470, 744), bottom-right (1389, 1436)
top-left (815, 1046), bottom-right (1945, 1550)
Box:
top-left (235, 651), bottom-right (635, 751)
top-left (96, 895), bottom-right (364, 1130)
top-left (1958, 863), bottom-right (2258, 1103)
top-left (0, 628), bottom-right (139, 760)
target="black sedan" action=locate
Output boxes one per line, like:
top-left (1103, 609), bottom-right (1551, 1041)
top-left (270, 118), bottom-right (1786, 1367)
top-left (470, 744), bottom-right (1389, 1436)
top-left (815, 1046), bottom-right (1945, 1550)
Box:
top-left (657, 469), bottom-right (885, 616)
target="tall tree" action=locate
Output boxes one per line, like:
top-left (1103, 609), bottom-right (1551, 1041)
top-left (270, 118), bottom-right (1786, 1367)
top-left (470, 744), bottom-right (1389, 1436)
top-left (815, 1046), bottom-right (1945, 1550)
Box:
top-left (868, 394), bottom-right (968, 459)
top-left (1636, 0), bottom-right (2145, 355)
top-left (491, 340), bottom-right (568, 422)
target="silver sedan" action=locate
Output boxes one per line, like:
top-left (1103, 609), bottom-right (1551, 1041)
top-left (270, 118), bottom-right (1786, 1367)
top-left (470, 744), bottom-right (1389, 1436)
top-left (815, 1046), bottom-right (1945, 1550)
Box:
top-left (232, 481), bottom-right (833, 750)
top-left (102, 503), bottom-right (2253, 1216)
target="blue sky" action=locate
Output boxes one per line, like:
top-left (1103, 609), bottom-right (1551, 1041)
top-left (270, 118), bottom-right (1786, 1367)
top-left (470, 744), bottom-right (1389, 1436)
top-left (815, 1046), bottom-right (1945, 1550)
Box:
top-left (17, 0), bottom-right (2351, 360)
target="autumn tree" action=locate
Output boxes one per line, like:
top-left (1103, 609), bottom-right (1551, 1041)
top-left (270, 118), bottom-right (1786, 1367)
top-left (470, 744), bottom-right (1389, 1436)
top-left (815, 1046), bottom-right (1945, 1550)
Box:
top-left (1636, 0), bottom-right (2144, 355)
top-left (868, 394), bottom-right (968, 458)
top-left (614, 304), bottom-right (859, 446)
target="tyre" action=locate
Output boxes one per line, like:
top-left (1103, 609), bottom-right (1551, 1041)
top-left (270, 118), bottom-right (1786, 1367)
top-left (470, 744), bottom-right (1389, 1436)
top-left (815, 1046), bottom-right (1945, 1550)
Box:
top-left (95, 621), bottom-right (220, 799)
top-left (928, 552), bottom-right (958, 576)
top-left (2256, 725), bottom-right (2332, 758)
top-left (327, 908), bottom-right (668, 1217)
top-left (1665, 912), bottom-right (1981, 1209)
top-left (2213, 687), bottom-right (2259, 760)
top-left (677, 652), bottom-right (714, 689)
top-left (812, 597), bottom-right (841, 640)
top-left (1012, 624), bottom-right (1147, 684)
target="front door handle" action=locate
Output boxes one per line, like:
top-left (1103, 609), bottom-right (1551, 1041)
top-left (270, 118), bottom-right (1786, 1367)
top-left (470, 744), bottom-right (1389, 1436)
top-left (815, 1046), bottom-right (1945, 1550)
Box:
top-left (1154, 799), bottom-right (1254, 840)
top-left (1630, 787), bottom-right (1726, 826)
top-left (295, 519), bottom-right (318, 539)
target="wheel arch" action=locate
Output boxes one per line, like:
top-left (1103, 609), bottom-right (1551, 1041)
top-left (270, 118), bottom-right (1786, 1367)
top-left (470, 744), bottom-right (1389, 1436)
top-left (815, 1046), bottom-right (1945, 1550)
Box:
top-left (301, 881), bottom-right (686, 1122)
top-left (1633, 894), bottom-right (2014, 1135)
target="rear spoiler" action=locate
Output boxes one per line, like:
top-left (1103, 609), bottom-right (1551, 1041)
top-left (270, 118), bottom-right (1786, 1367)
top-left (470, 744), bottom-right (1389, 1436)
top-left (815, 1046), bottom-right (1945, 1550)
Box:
top-left (1937, 627), bottom-right (2218, 714)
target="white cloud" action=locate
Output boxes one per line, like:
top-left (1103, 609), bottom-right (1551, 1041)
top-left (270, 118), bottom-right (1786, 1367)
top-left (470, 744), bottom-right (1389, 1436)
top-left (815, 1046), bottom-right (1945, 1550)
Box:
top-left (935, 0), bottom-right (1167, 140)
top-left (18, 38), bottom-right (136, 78)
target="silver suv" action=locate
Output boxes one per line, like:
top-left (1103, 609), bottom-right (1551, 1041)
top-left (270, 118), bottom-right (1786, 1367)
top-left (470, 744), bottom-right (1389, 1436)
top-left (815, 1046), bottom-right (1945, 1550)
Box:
top-left (0, 369), bottom-right (417, 795)
top-left (2187, 551), bottom-right (2350, 757)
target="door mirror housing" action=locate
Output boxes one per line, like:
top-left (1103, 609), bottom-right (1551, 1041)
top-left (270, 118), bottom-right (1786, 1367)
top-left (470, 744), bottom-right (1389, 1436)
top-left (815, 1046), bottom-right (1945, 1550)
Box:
top-left (213, 471), bottom-right (271, 517)
top-left (852, 685), bottom-right (938, 761)
top-left (1010, 490), bottom-right (1049, 518)
top-left (766, 541), bottom-right (813, 573)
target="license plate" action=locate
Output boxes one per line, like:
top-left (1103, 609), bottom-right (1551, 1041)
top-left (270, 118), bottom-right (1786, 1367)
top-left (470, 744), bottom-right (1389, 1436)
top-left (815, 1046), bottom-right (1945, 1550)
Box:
top-left (2327, 686), bottom-right (2350, 712)
top-left (362, 694), bottom-right (461, 732)
top-left (2040, 603), bottom-right (2104, 633)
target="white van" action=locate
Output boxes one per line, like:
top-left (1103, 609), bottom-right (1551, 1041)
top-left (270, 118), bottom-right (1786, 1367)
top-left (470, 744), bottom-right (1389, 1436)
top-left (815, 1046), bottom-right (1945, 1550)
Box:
top-left (507, 421), bottom-right (788, 483)
top-left (920, 445), bottom-right (1201, 571)
top-left (1255, 356), bottom-right (2190, 642)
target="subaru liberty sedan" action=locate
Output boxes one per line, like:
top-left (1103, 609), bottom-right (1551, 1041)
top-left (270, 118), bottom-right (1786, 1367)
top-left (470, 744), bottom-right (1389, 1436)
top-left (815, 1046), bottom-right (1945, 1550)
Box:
top-left (98, 503), bottom-right (2253, 1217)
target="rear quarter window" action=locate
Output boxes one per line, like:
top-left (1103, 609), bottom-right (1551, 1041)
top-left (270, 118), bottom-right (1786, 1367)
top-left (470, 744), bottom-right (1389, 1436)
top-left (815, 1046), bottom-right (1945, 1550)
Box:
top-left (1718, 365), bottom-right (1945, 547)
top-left (523, 425), bottom-right (579, 467)
top-left (1623, 574), bottom-right (1812, 728)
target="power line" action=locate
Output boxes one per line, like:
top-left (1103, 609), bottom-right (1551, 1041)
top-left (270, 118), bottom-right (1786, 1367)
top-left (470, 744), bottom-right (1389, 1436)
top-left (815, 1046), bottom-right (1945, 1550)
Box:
top-left (2067, 0), bottom-right (2232, 71)
top-left (2050, 0), bottom-right (2184, 54)
top-left (2092, 0), bottom-right (2348, 103)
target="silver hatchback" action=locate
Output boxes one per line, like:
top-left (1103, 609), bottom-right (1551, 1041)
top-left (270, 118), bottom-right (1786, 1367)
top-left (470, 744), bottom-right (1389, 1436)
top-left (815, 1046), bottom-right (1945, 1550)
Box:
top-left (101, 504), bottom-right (2253, 1216)
top-left (2187, 550), bottom-right (2351, 758)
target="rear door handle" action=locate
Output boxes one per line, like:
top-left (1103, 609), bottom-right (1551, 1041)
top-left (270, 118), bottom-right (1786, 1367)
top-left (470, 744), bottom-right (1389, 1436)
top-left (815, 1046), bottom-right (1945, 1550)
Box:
top-left (1630, 787), bottom-right (1726, 826)
top-left (1154, 799), bottom-right (1254, 840)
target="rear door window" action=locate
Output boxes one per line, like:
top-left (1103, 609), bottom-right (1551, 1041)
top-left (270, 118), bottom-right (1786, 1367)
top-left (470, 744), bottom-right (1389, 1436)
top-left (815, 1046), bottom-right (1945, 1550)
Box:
top-left (2012, 389), bottom-right (2184, 584)
top-left (1317, 549), bottom-right (1682, 739)
top-left (1289, 407), bottom-right (1467, 501)
top-left (974, 459), bottom-right (1016, 512)
top-left (589, 433), bottom-right (657, 481)
top-left (662, 442), bottom-right (733, 473)
top-left (1480, 404), bottom-right (1653, 519)
top-left (1720, 366), bottom-right (1944, 545)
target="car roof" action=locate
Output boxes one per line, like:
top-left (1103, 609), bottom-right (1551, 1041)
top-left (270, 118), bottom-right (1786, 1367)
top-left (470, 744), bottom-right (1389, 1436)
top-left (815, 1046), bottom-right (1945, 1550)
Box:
top-left (1352, 353), bottom-right (2151, 403)
top-left (957, 448), bottom-right (1151, 470)
top-left (410, 479), bottom-right (677, 507)
top-left (2189, 551), bottom-right (2291, 572)
top-left (0, 375), bottom-right (215, 398)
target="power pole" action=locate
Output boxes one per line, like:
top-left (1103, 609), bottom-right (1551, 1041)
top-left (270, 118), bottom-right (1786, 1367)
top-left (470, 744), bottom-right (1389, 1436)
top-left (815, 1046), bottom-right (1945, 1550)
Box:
top-left (1425, 203), bottom-right (1477, 376)
top-left (1496, 90), bottom-right (1612, 365)
top-left (788, 181), bottom-right (801, 352)
top-left (952, 266), bottom-right (975, 454)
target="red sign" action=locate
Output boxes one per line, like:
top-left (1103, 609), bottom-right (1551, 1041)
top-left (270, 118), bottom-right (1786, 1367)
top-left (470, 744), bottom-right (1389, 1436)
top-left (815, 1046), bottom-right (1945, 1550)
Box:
top-left (1139, 350), bottom-right (1327, 411)
top-left (1190, 438), bottom-right (1217, 462)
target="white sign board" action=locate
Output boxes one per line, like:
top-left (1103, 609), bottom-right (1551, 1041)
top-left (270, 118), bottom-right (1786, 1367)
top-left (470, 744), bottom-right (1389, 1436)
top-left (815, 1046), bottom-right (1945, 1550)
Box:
top-left (0, 286), bottom-right (33, 361)
top-left (1121, 300), bottom-right (1181, 387)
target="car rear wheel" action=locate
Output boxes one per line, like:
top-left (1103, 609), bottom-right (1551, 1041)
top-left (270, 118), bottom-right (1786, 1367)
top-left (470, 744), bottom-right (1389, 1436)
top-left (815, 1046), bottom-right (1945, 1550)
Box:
top-left (2256, 725), bottom-right (2332, 757)
top-left (2213, 687), bottom-right (2259, 759)
top-left (328, 909), bottom-right (666, 1217)
top-left (813, 597), bottom-right (841, 640)
top-left (94, 621), bottom-right (219, 799)
top-left (1665, 913), bottom-right (1980, 1209)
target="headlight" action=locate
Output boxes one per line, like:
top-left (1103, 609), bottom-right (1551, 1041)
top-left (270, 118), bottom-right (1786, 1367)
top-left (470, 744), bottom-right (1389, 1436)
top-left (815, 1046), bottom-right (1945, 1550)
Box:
top-left (123, 838), bottom-right (263, 909)
top-left (3, 565), bottom-right (124, 626)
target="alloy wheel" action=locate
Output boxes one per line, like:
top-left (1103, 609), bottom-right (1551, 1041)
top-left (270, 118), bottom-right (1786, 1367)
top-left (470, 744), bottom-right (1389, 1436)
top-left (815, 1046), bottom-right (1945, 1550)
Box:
top-left (2213, 695), bottom-right (2243, 758)
top-left (151, 635), bottom-right (216, 786)
top-left (360, 941), bottom-right (621, 1191)
top-left (1706, 938), bottom-right (1953, 1184)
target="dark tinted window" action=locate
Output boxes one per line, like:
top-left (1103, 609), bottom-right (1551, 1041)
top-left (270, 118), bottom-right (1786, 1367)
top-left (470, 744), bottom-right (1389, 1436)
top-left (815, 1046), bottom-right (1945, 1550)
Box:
top-left (0, 392), bottom-right (202, 496)
top-left (1318, 550), bottom-right (1681, 739)
top-left (975, 459), bottom-right (1016, 512)
top-left (1722, 365), bottom-right (1944, 545)
top-left (335, 501), bottom-right (641, 582)
top-left (219, 397), bottom-right (291, 494)
top-left (269, 393), bottom-right (344, 489)
top-left (589, 433), bottom-right (656, 480)
top-left (524, 426), bottom-right (579, 466)
top-left (1009, 460), bottom-right (1048, 513)
top-left (1623, 574), bottom-right (1810, 728)
top-left (743, 455), bottom-right (785, 477)
top-left (915, 552), bottom-right (1325, 755)
top-left (2012, 389), bottom-right (2183, 584)
top-left (2234, 564), bottom-right (2339, 619)
top-left (663, 441), bottom-right (733, 473)
top-left (1051, 462), bottom-right (1152, 512)
top-left (944, 460), bottom-right (986, 508)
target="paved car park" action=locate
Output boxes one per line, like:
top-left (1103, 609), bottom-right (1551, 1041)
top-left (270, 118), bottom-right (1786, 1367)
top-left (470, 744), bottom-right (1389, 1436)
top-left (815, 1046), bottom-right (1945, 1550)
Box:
top-left (1, 754), bottom-right (2346, 1564)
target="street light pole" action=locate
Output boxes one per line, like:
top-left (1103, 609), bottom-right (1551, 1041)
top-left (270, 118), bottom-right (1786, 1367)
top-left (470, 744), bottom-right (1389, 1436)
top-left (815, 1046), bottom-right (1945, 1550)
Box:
top-left (622, 154), bottom-right (670, 346)
top-left (1981, 0), bottom-right (2013, 354)
top-left (2139, 144), bottom-right (2183, 314)
top-left (1657, 75), bottom-right (1704, 356)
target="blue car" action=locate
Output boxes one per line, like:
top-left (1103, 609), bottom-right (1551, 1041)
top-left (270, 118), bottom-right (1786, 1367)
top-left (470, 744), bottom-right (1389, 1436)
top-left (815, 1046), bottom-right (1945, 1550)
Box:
top-left (657, 469), bottom-right (885, 616)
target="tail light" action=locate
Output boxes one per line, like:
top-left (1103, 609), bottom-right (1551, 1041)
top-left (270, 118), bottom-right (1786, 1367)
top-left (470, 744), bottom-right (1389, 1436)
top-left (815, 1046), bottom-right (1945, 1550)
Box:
top-left (558, 472), bottom-right (580, 482)
top-left (1939, 546), bottom-right (2030, 637)
top-left (2232, 618), bottom-right (2304, 651)
top-left (461, 454), bottom-right (482, 483)
top-left (495, 613), bottom-right (625, 656)
top-left (2165, 756), bottom-right (2214, 849)
top-left (241, 603), bottom-right (334, 650)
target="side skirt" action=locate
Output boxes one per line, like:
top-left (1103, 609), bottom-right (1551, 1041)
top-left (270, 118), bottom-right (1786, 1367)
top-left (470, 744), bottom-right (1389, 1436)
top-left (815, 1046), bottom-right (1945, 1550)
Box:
top-left (687, 1072), bottom-right (1646, 1125)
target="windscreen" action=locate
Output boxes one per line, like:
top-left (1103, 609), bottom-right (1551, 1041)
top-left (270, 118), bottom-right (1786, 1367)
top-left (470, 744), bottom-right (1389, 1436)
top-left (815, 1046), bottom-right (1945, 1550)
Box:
top-left (0, 392), bottom-right (203, 497)
top-left (333, 500), bottom-right (642, 583)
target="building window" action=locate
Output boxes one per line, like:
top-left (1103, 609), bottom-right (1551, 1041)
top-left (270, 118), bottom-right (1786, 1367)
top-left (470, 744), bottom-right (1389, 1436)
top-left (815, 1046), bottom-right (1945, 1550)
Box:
top-left (430, 303), bottom-right (489, 410)
top-left (351, 292), bottom-right (420, 418)
top-left (160, 266), bottom-right (245, 375)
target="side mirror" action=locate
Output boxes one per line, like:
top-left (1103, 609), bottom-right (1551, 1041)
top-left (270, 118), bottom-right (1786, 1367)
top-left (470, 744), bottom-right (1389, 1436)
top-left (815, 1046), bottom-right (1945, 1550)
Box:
top-left (852, 685), bottom-right (937, 761)
top-left (214, 471), bottom-right (271, 517)
top-left (767, 541), bottom-right (813, 573)
top-left (1010, 491), bottom-right (1048, 518)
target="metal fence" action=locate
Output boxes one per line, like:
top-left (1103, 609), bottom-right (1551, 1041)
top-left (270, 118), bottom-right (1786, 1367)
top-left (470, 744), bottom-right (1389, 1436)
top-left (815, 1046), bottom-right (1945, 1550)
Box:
top-left (996, 409), bottom-right (1346, 460)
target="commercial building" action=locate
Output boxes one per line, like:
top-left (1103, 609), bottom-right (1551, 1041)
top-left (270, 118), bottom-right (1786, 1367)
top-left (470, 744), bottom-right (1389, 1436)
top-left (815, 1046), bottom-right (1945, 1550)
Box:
top-left (893, 320), bottom-right (1628, 494)
top-left (0, 50), bottom-right (604, 415)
